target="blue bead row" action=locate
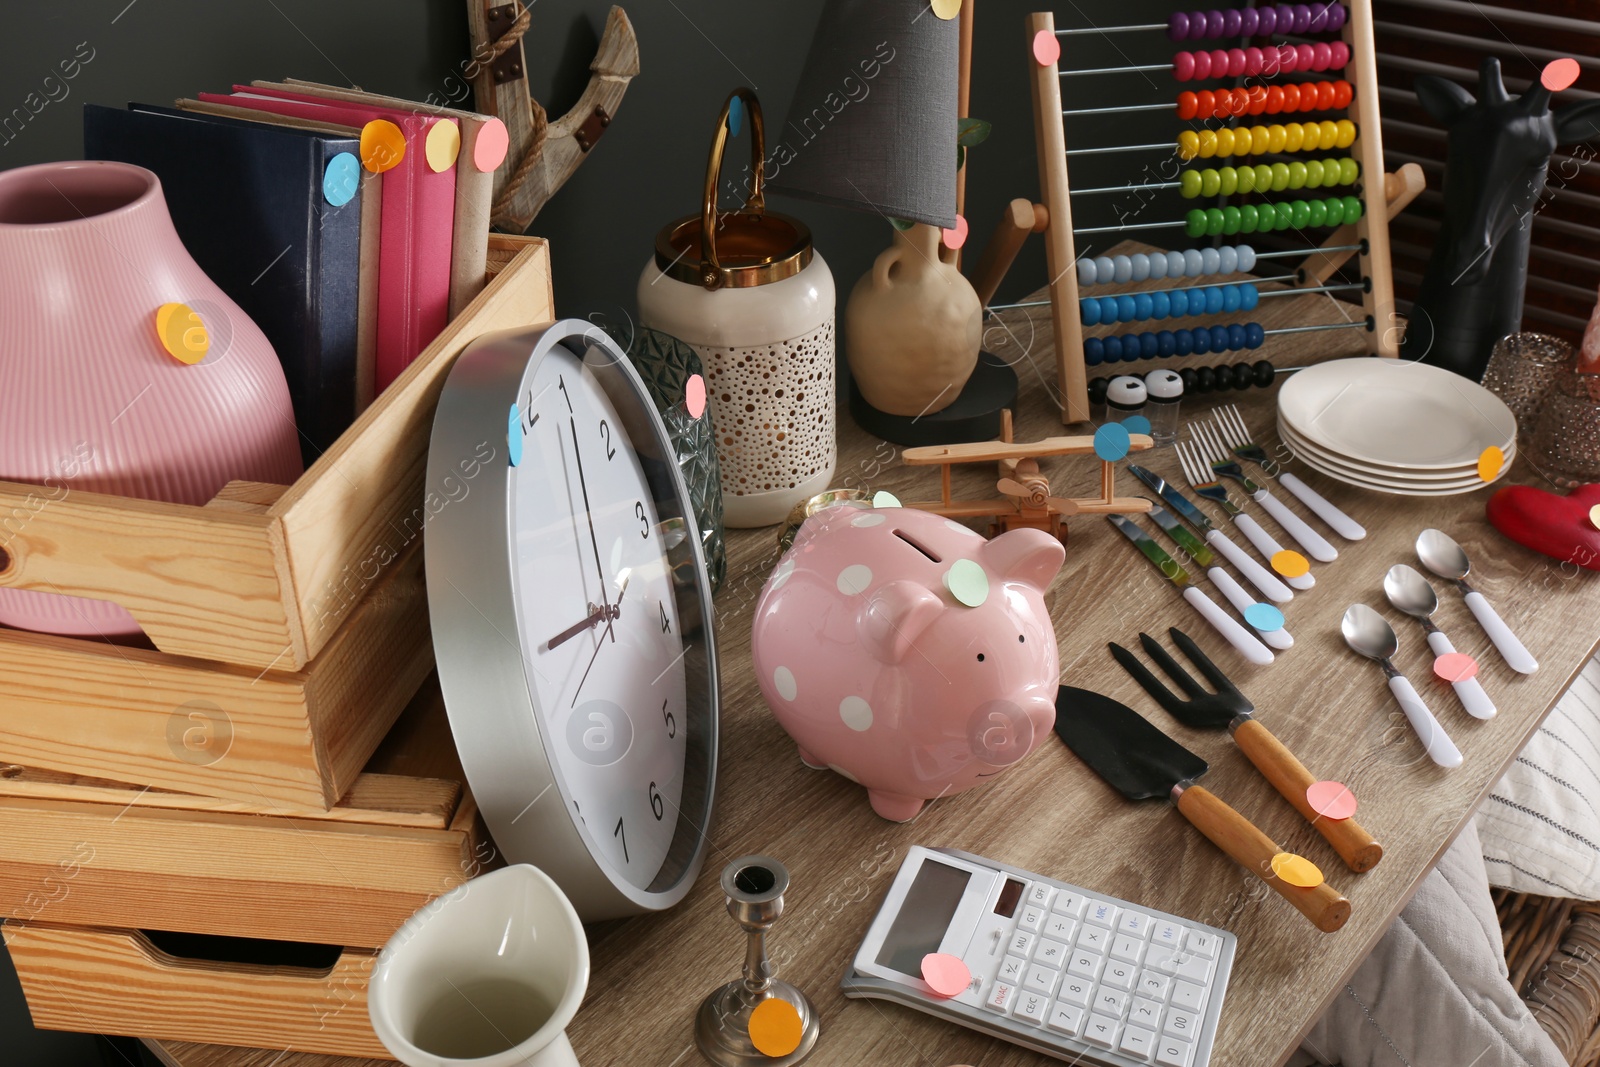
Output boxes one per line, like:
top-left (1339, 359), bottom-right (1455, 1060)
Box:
top-left (1084, 322), bottom-right (1268, 365)
top-left (1080, 283), bottom-right (1260, 326)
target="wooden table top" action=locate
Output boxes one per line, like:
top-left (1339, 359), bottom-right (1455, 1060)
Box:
top-left (149, 268), bottom-right (1600, 1067)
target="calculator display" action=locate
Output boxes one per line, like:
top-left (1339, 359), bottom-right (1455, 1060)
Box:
top-left (875, 859), bottom-right (971, 976)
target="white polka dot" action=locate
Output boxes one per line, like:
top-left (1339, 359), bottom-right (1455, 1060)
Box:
top-left (945, 519), bottom-right (981, 538)
top-left (827, 763), bottom-right (859, 783)
top-left (773, 666), bottom-right (797, 701)
top-left (839, 695), bottom-right (873, 731)
top-left (771, 557), bottom-right (795, 588)
top-left (851, 512), bottom-right (886, 528)
top-left (837, 564), bottom-right (873, 595)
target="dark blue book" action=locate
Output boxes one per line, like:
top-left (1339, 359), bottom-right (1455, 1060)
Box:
top-left (84, 103), bottom-right (364, 459)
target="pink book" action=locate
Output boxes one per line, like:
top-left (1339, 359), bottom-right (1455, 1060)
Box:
top-left (198, 88), bottom-right (457, 391)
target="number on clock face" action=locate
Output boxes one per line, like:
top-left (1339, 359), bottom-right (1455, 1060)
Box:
top-left (509, 346), bottom-right (687, 889)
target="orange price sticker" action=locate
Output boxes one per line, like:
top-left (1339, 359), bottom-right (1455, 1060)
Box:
top-left (748, 997), bottom-right (804, 1058)
top-left (154, 302), bottom-right (209, 365)
top-left (1270, 549), bottom-right (1310, 579)
top-left (1270, 852), bottom-right (1324, 889)
top-left (360, 119), bottom-right (406, 173)
top-left (1477, 446), bottom-right (1505, 482)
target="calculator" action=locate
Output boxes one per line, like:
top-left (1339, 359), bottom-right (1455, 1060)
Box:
top-left (841, 846), bottom-right (1236, 1067)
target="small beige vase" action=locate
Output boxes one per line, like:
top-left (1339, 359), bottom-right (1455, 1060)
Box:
top-left (845, 222), bottom-right (982, 417)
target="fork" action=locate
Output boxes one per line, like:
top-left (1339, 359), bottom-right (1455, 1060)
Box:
top-left (1191, 421), bottom-right (1338, 563)
top-left (1214, 404), bottom-right (1367, 541)
top-left (1175, 438), bottom-right (1316, 590)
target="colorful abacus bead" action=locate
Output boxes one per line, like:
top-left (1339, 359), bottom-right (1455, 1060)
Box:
top-left (1178, 157), bottom-right (1359, 198)
top-left (1185, 196), bottom-right (1361, 237)
top-left (1079, 283), bottom-right (1259, 325)
top-left (1075, 245), bottom-right (1257, 286)
top-left (1177, 80), bottom-right (1352, 120)
top-left (1173, 39), bottom-right (1346, 82)
top-left (1085, 323), bottom-right (1271, 365)
top-left (1167, 5), bottom-right (1347, 41)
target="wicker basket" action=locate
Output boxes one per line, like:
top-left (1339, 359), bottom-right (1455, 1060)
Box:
top-left (1499, 890), bottom-right (1600, 1066)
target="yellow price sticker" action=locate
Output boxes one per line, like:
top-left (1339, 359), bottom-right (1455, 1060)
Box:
top-left (154, 302), bottom-right (209, 365)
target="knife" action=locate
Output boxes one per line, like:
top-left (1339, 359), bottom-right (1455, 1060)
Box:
top-left (1055, 685), bottom-right (1352, 933)
top-left (1145, 499), bottom-right (1293, 651)
top-left (1107, 515), bottom-right (1275, 666)
top-left (1129, 465), bottom-right (1293, 605)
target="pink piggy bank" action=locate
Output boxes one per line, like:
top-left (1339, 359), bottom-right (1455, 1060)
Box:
top-left (751, 505), bottom-right (1064, 821)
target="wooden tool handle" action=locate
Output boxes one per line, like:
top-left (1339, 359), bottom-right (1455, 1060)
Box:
top-left (1175, 785), bottom-right (1352, 933)
top-left (1234, 720), bottom-right (1384, 874)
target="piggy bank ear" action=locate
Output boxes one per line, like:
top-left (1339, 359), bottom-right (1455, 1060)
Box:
top-left (859, 581), bottom-right (944, 664)
top-left (983, 528), bottom-right (1065, 591)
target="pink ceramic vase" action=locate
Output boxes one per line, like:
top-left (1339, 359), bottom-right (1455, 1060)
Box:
top-left (0, 161), bottom-right (303, 638)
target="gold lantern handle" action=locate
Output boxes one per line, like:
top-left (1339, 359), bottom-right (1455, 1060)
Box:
top-left (699, 88), bottom-right (766, 289)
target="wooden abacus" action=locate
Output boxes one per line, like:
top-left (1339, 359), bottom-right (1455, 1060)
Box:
top-left (1028, 0), bottom-right (1401, 422)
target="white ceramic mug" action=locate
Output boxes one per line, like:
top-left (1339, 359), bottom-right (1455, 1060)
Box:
top-left (368, 864), bottom-right (590, 1067)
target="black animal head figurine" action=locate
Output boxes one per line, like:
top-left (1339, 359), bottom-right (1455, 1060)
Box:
top-left (1401, 57), bottom-right (1600, 380)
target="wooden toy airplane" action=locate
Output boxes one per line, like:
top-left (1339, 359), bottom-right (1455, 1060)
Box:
top-left (900, 411), bottom-right (1152, 540)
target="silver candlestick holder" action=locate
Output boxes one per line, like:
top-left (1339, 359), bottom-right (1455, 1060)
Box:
top-left (694, 856), bottom-right (820, 1067)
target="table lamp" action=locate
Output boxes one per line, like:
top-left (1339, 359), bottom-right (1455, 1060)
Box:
top-left (770, 0), bottom-right (1013, 445)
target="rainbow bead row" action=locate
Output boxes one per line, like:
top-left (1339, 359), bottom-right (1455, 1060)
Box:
top-left (1081, 283), bottom-right (1260, 325)
top-left (1077, 245), bottom-right (1259, 286)
top-left (1084, 323), bottom-right (1269, 364)
top-left (1090, 361), bottom-right (1280, 403)
top-left (1184, 195), bottom-right (1363, 236)
top-left (1173, 40), bottom-right (1350, 82)
top-left (1178, 80), bottom-right (1353, 120)
top-left (1177, 119), bottom-right (1357, 159)
top-left (1180, 157), bottom-right (1358, 197)
top-left (1167, 3), bottom-right (1348, 41)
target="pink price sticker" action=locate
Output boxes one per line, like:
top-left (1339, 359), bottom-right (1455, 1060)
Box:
top-left (1033, 29), bottom-right (1061, 67)
top-left (1434, 651), bottom-right (1479, 683)
top-left (686, 373), bottom-right (707, 420)
top-left (942, 214), bottom-right (969, 251)
top-left (1306, 780), bottom-right (1357, 821)
top-left (1543, 57), bottom-right (1581, 93)
top-left (922, 952), bottom-right (971, 998)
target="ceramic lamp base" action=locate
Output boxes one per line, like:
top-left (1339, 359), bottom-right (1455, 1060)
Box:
top-left (849, 351), bottom-right (1018, 447)
top-left (694, 981), bottom-right (820, 1067)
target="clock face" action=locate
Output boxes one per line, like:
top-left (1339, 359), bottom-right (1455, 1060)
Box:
top-left (426, 320), bottom-right (717, 920)
top-left (509, 342), bottom-right (686, 890)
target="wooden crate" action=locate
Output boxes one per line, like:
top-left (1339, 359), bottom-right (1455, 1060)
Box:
top-left (2, 924), bottom-right (389, 1060)
top-left (0, 235), bottom-right (554, 809)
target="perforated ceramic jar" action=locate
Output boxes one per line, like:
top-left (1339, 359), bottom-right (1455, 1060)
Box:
top-left (637, 88), bottom-right (836, 529)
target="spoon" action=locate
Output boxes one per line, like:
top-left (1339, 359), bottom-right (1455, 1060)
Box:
top-left (1341, 604), bottom-right (1463, 768)
top-left (1415, 529), bottom-right (1538, 675)
top-left (1383, 565), bottom-right (1496, 719)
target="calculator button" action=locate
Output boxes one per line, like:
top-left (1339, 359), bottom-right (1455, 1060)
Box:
top-left (1035, 938), bottom-right (1069, 968)
top-left (1171, 980), bottom-right (1205, 1013)
top-left (1066, 950), bottom-right (1103, 980)
top-left (1085, 901), bottom-right (1119, 928)
top-left (1058, 976), bottom-right (1093, 1007)
top-left (1047, 1000), bottom-right (1084, 1036)
top-left (1130, 996), bottom-right (1163, 1028)
top-left (1110, 933), bottom-right (1146, 965)
top-left (1083, 1013), bottom-right (1121, 1049)
top-left (1117, 911), bottom-right (1150, 938)
top-left (1185, 930), bottom-right (1218, 959)
top-left (1137, 970), bottom-right (1172, 1000)
top-left (1051, 891), bottom-right (1086, 919)
top-left (1009, 930), bottom-right (1037, 957)
top-left (984, 981), bottom-right (1017, 1013)
top-left (1026, 882), bottom-right (1055, 910)
top-left (1014, 992), bottom-right (1049, 1024)
top-left (1145, 946), bottom-right (1180, 975)
top-left (1163, 1005), bottom-right (1198, 1038)
top-left (1152, 921), bottom-right (1185, 949)
top-left (1024, 964), bottom-right (1060, 997)
top-left (1103, 959), bottom-right (1137, 991)
top-left (1093, 987), bottom-right (1128, 1018)
top-left (998, 954), bottom-right (1027, 983)
top-left (1043, 914), bottom-right (1077, 941)
top-left (1076, 926), bottom-right (1108, 953)
top-left (1017, 905), bottom-right (1046, 933)
top-left (1156, 1035), bottom-right (1194, 1067)
top-left (1120, 1024), bottom-right (1157, 1059)
top-left (1174, 953), bottom-right (1212, 985)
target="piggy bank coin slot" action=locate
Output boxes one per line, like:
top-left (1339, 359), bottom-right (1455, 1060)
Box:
top-left (893, 529), bottom-right (943, 563)
top-left (993, 877), bottom-right (1025, 918)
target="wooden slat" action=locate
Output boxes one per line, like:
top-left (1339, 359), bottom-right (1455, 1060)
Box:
top-left (3, 923), bottom-right (386, 1059)
top-left (902, 435), bottom-right (1152, 464)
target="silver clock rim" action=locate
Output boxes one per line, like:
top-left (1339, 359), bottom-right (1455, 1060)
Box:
top-left (424, 318), bottom-right (718, 921)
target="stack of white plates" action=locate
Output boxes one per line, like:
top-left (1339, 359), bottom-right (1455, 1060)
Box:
top-left (1277, 358), bottom-right (1517, 496)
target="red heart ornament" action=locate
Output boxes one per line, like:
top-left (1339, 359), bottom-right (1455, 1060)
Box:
top-left (1486, 483), bottom-right (1600, 571)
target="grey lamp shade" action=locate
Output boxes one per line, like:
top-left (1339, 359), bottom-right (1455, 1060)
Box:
top-left (767, 0), bottom-right (958, 229)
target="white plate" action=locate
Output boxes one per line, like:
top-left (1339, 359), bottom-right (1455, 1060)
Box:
top-left (1277, 417), bottom-right (1512, 478)
top-left (1278, 421), bottom-right (1513, 485)
top-left (1287, 441), bottom-right (1512, 496)
top-left (1278, 358), bottom-right (1517, 469)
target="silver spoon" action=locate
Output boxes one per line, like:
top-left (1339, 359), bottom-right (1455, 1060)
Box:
top-left (1384, 565), bottom-right (1496, 719)
top-left (1415, 529), bottom-right (1538, 675)
top-left (1341, 603), bottom-right (1462, 768)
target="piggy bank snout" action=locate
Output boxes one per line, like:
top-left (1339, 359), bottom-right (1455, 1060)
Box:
top-left (965, 695), bottom-right (1055, 767)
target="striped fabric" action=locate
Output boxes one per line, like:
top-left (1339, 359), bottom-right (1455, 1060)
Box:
top-left (1476, 653), bottom-right (1600, 899)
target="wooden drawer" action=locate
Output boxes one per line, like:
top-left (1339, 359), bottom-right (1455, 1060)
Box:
top-left (3, 922), bottom-right (390, 1060)
top-left (0, 235), bottom-right (554, 809)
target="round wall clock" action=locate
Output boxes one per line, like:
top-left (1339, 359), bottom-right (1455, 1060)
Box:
top-left (426, 319), bottom-right (719, 920)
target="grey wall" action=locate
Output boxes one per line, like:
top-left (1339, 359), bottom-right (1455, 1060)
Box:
top-left (0, 0), bottom-right (1180, 326)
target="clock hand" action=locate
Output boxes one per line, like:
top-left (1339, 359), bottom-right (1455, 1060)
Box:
top-left (544, 602), bottom-right (620, 651)
top-left (568, 416), bottom-right (614, 637)
top-left (570, 574), bottom-right (630, 707)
